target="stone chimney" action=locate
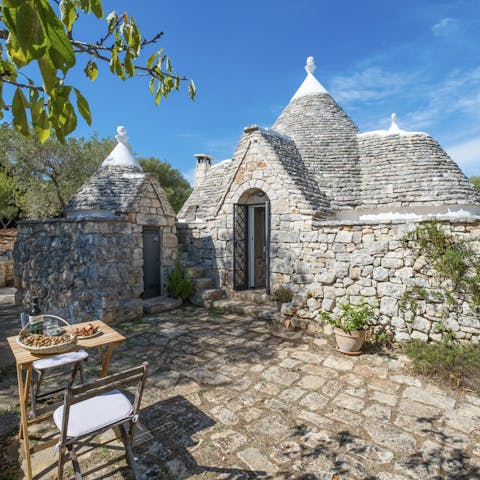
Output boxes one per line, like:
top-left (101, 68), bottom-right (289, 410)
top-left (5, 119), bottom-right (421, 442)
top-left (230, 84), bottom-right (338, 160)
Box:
top-left (193, 153), bottom-right (213, 189)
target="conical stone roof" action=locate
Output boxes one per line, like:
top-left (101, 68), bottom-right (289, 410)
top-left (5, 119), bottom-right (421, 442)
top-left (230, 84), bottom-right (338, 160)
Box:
top-left (272, 57), bottom-right (361, 209)
top-left (358, 116), bottom-right (480, 210)
top-left (66, 127), bottom-right (148, 217)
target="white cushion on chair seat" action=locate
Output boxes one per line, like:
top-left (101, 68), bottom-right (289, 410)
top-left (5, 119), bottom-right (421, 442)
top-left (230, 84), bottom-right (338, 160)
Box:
top-left (33, 350), bottom-right (88, 370)
top-left (53, 390), bottom-right (133, 438)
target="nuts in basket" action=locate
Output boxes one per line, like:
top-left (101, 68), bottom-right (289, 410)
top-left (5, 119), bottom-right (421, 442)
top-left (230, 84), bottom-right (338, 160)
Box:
top-left (21, 334), bottom-right (72, 348)
top-left (73, 323), bottom-right (98, 337)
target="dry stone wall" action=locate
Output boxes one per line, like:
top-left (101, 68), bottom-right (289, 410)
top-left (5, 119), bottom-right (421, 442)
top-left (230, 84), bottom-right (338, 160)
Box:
top-left (280, 218), bottom-right (480, 342)
top-left (179, 215), bottom-right (480, 342)
top-left (14, 218), bottom-right (144, 322)
top-left (0, 252), bottom-right (13, 287)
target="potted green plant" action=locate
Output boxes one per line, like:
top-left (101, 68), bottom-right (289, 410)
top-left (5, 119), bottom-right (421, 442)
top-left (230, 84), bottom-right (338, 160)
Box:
top-left (320, 302), bottom-right (376, 355)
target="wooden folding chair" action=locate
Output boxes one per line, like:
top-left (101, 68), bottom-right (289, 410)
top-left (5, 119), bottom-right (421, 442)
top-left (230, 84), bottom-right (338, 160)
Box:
top-left (21, 313), bottom-right (88, 418)
top-left (53, 362), bottom-right (148, 480)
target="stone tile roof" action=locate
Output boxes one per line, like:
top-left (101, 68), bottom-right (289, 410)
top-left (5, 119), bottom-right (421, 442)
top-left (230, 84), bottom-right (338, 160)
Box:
top-left (272, 93), bottom-right (361, 210)
top-left (65, 165), bottom-right (148, 214)
top-left (178, 157), bottom-right (236, 221)
top-left (258, 129), bottom-right (331, 215)
top-left (182, 58), bottom-right (480, 218)
top-left (358, 133), bottom-right (480, 208)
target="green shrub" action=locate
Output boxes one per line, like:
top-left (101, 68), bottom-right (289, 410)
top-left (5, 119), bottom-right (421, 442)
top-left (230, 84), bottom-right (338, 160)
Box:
top-left (272, 286), bottom-right (294, 304)
top-left (167, 257), bottom-right (192, 303)
top-left (403, 339), bottom-right (480, 393)
top-left (401, 220), bottom-right (480, 310)
top-left (321, 302), bottom-right (376, 332)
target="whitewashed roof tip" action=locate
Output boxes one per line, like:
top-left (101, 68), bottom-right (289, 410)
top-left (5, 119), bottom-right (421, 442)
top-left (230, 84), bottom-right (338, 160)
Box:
top-left (358, 113), bottom-right (428, 138)
top-left (101, 126), bottom-right (143, 170)
top-left (291, 56), bottom-right (328, 101)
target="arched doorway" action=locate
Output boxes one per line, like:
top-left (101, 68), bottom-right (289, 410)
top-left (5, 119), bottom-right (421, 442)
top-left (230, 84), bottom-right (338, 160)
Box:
top-left (233, 189), bottom-right (270, 292)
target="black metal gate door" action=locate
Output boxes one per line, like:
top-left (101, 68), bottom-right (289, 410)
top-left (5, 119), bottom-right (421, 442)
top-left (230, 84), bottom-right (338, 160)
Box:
top-left (143, 226), bottom-right (161, 298)
top-left (233, 204), bottom-right (248, 290)
top-left (265, 200), bottom-right (271, 294)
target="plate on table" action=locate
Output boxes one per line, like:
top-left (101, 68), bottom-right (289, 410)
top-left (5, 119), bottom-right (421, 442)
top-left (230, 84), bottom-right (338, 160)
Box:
top-left (73, 324), bottom-right (102, 339)
top-left (76, 329), bottom-right (102, 340)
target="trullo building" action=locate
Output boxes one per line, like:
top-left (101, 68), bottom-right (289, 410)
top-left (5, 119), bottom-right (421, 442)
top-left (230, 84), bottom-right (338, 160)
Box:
top-left (178, 56), bottom-right (480, 342)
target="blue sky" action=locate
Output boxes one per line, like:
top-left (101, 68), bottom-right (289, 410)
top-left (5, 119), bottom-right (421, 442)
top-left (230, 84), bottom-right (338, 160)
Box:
top-left (62, 0), bottom-right (480, 181)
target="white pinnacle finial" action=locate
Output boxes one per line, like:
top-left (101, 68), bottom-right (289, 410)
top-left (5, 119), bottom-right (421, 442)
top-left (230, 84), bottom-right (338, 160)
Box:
top-left (388, 113), bottom-right (402, 133)
top-left (305, 56), bottom-right (316, 75)
top-left (116, 125), bottom-right (128, 144)
top-left (101, 125), bottom-right (142, 169)
top-left (291, 55), bottom-right (328, 100)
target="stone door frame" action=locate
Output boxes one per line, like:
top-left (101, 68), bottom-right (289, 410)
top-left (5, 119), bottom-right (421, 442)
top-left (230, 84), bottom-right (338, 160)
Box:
top-left (232, 187), bottom-right (271, 293)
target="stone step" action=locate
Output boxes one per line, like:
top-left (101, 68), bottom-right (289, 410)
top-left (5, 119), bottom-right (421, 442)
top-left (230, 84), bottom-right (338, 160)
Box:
top-left (211, 299), bottom-right (279, 322)
top-left (230, 289), bottom-right (276, 306)
top-left (143, 296), bottom-right (182, 314)
top-left (191, 288), bottom-right (225, 307)
top-left (191, 277), bottom-right (214, 291)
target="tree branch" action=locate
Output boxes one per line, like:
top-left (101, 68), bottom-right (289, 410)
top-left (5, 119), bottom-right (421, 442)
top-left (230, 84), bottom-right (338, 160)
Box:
top-left (0, 75), bottom-right (44, 92)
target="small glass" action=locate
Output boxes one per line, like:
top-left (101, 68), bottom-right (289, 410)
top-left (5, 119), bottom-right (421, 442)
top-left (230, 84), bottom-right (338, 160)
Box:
top-left (20, 312), bottom-right (29, 329)
top-left (44, 317), bottom-right (59, 336)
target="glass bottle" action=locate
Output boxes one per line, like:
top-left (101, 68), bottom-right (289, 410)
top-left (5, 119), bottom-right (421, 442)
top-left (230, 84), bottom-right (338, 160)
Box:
top-left (28, 297), bottom-right (43, 335)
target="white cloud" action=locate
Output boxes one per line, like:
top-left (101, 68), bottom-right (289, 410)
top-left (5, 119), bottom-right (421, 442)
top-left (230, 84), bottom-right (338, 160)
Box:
top-left (445, 137), bottom-right (480, 175)
top-left (404, 67), bottom-right (480, 130)
top-left (432, 18), bottom-right (460, 37)
top-left (330, 68), bottom-right (414, 104)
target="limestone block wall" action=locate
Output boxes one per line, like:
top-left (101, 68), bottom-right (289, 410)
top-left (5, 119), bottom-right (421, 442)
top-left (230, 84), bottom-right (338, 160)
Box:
top-left (179, 214), bottom-right (480, 342)
top-left (281, 218), bottom-right (480, 342)
top-left (128, 180), bottom-right (178, 292)
top-left (14, 218), bottom-right (144, 322)
top-left (178, 133), bottom-right (320, 291)
top-left (0, 252), bottom-right (13, 287)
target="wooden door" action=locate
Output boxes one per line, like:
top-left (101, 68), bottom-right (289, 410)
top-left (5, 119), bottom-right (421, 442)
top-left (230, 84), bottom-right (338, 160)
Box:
top-left (143, 227), bottom-right (161, 298)
top-left (253, 207), bottom-right (266, 288)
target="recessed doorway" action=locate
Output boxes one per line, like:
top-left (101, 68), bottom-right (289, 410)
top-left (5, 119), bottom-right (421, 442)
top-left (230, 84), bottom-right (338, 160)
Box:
top-left (142, 226), bottom-right (161, 298)
top-left (233, 188), bottom-right (270, 292)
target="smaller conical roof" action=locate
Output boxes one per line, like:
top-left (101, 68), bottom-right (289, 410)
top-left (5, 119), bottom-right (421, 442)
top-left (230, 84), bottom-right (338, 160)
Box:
top-left (65, 126), bottom-right (148, 217)
top-left (101, 126), bottom-right (143, 170)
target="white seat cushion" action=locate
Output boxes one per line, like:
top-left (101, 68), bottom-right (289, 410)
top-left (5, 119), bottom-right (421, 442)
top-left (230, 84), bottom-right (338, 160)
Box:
top-left (53, 390), bottom-right (133, 438)
top-left (33, 350), bottom-right (88, 370)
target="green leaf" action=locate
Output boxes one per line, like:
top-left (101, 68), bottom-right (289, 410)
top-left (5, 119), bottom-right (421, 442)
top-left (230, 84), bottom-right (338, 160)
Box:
top-left (84, 60), bottom-right (98, 81)
top-left (62, 101), bottom-right (77, 136)
top-left (149, 77), bottom-right (155, 95)
top-left (2, 8), bottom-right (32, 66)
top-left (16, 2), bottom-right (37, 51)
top-left (155, 86), bottom-right (162, 106)
top-left (33, 109), bottom-right (50, 143)
top-left (2, 0), bottom-right (24, 7)
top-left (38, 56), bottom-right (57, 92)
top-left (74, 88), bottom-right (92, 125)
top-left (59, 0), bottom-right (77, 31)
top-left (188, 79), bottom-right (196, 100)
top-left (12, 88), bottom-right (29, 136)
top-left (106, 10), bottom-right (117, 33)
top-left (146, 52), bottom-right (157, 69)
top-left (90, 0), bottom-right (103, 18)
top-left (36, 0), bottom-right (75, 73)
top-left (124, 51), bottom-right (134, 77)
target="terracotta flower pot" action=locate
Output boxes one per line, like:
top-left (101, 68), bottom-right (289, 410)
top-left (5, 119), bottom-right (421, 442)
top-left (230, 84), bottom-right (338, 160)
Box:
top-left (333, 327), bottom-right (366, 355)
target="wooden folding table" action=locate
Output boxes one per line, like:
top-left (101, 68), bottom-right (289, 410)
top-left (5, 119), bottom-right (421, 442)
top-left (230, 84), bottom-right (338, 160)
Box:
top-left (7, 319), bottom-right (126, 480)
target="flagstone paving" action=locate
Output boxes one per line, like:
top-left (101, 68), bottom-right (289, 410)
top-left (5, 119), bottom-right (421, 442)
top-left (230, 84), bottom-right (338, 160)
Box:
top-left (2, 303), bottom-right (480, 479)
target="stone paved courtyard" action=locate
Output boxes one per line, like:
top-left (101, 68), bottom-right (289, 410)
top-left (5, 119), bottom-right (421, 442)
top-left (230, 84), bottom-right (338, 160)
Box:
top-left (2, 297), bottom-right (480, 479)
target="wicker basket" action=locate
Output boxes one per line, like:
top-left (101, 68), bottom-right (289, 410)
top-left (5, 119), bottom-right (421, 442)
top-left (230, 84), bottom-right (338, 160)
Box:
top-left (17, 315), bottom-right (77, 355)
